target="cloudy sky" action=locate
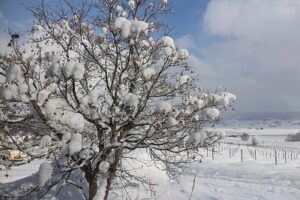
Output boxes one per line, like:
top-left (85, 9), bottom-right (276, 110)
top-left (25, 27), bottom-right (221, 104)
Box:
top-left (1, 0), bottom-right (300, 113)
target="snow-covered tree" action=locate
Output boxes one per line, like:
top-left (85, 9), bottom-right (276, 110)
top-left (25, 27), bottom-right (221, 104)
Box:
top-left (0, 0), bottom-right (235, 199)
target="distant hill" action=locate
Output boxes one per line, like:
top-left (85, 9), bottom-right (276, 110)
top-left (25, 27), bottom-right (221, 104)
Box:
top-left (223, 111), bottom-right (300, 121)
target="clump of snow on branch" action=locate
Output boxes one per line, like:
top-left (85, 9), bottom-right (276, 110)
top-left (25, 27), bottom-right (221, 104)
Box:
top-left (189, 96), bottom-right (205, 109)
top-left (160, 36), bottom-right (175, 48)
top-left (180, 75), bottom-right (190, 85)
top-left (38, 162), bottom-right (53, 187)
top-left (220, 92), bottom-right (237, 107)
top-left (6, 65), bottom-right (23, 83)
top-left (79, 149), bottom-right (93, 160)
top-left (160, 36), bottom-right (176, 57)
top-left (114, 5), bottom-right (123, 14)
top-left (39, 135), bottom-right (52, 149)
top-left (185, 130), bottom-right (207, 147)
top-left (177, 49), bottom-right (189, 59)
top-left (214, 129), bottom-right (226, 138)
top-left (2, 87), bottom-right (18, 100)
top-left (206, 92), bottom-right (236, 107)
top-left (46, 57), bottom-right (61, 78)
top-left (128, 0), bottom-right (136, 10)
top-left (166, 117), bottom-right (178, 127)
top-left (1, 65), bottom-right (28, 101)
top-left (62, 61), bottom-right (85, 80)
top-left (124, 93), bottom-right (139, 108)
top-left (37, 90), bottom-right (51, 106)
top-left (115, 17), bottom-right (149, 38)
top-left (143, 67), bottom-right (156, 79)
top-left (156, 101), bottom-right (172, 113)
top-left (45, 99), bottom-right (85, 132)
top-left (80, 90), bottom-right (100, 106)
top-left (68, 133), bottom-right (83, 155)
top-left (99, 161), bottom-right (110, 173)
top-left (62, 132), bottom-right (72, 142)
top-left (204, 107), bottom-right (220, 120)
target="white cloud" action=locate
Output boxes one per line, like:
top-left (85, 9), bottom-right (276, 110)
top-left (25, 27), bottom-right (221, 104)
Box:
top-left (175, 34), bottom-right (197, 50)
top-left (194, 0), bottom-right (300, 113)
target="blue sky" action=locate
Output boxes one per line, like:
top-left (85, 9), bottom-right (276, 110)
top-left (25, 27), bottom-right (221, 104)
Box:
top-left (0, 0), bottom-right (213, 45)
top-left (1, 0), bottom-right (300, 114)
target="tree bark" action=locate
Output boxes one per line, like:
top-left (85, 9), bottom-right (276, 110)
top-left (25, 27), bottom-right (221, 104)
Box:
top-left (103, 149), bottom-right (122, 200)
top-left (85, 170), bottom-right (98, 200)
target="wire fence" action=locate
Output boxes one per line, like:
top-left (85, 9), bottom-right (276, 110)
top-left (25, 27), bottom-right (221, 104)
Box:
top-left (203, 143), bottom-right (300, 165)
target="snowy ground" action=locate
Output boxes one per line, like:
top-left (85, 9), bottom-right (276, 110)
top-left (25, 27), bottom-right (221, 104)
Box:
top-left (1, 127), bottom-right (300, 200)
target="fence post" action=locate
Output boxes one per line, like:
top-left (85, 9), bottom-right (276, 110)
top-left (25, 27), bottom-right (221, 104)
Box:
top-left (241, 149), bottom-right (243, 163)
top-left (284, 151), bottom-right (287, 164)
top-left (275, 150), bottom-right (277, 165)
top-left (212, 147), bottom-right (214, 160)
top-left (254, 149), bottom-right (257, 160)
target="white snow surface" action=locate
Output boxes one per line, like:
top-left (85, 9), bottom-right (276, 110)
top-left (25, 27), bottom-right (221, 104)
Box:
top-left (1, 127), bottom-right (300, 199)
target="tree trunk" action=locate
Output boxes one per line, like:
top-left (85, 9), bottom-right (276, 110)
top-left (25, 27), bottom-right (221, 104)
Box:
top-left (103, 149), bottom-right (123, 200)
top-left (85, 171), bottom-right (98, 200)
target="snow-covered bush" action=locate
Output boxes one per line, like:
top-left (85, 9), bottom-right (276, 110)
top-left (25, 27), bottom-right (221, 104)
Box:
top-left (0, 0), bottom-right (235, 199)
top-left (240, 133), bottom-right (250, 141)
top-left (251, 136), bottom-right (259, 146)
top-left (285, 131), bottom-right (300, 142)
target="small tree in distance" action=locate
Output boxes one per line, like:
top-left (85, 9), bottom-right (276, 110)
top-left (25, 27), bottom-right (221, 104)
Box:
top-left (0, 0), bottom-right (236, 199)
